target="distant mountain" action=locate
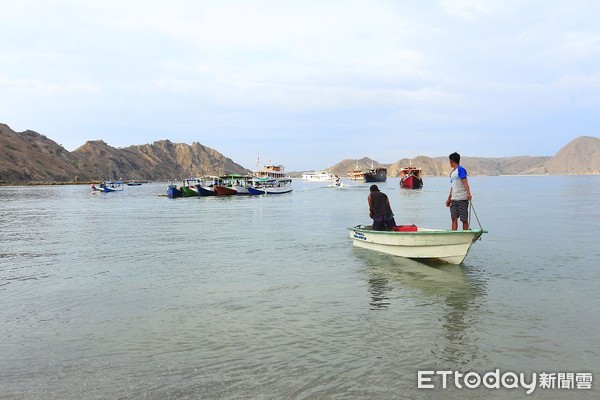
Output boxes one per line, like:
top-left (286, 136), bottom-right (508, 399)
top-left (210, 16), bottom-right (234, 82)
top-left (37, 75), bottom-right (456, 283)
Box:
top-left (329, 157), bottom-right (390, 177)
top-left (388, 156), bottom-right (449, 177)
top-left (328, 136), bottom-right (599, 177)
top-left (525, 136), bottom-right (600, 175)
top-left (0, 123), bottom-right (250, 184)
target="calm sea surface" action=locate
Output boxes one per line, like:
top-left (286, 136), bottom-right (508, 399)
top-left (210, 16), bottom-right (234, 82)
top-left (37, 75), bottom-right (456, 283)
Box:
top-left (1, 176), bottom-right (599, 399)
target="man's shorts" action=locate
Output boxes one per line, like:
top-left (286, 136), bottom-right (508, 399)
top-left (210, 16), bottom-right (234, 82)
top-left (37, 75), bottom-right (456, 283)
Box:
top-left (450, 200), bottom-right (469, 222)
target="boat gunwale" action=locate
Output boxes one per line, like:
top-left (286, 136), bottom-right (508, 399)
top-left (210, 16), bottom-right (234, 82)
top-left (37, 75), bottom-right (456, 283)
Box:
top-left (348, 226), bottom-right (488, 235)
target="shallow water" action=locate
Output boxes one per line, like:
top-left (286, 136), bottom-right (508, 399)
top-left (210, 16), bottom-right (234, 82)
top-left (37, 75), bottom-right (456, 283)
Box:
top-left (1, 176), bottom-right (599, 399)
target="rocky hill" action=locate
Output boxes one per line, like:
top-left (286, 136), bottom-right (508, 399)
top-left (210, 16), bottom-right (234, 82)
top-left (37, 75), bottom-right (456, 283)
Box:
top-left (2, 122), bottom-right (598, 184)
top-left (0, 123), bottom-right (250, 184)
top-left (0, 124), bottom-right (83, 183)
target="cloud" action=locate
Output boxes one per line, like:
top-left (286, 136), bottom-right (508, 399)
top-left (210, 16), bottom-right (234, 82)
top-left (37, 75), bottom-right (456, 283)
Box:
top-left (1, 0), bottom-right (599, 168)
top-left (439, 0), bottom-right (498, 19)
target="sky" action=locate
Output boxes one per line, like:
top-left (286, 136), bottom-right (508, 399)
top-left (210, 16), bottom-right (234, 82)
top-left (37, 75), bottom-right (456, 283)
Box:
top-left (1, 0), bottom-right (599, 171)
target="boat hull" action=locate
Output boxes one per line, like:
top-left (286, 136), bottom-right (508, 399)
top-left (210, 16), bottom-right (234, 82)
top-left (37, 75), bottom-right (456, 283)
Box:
top-left (181, 186), bottom-right (198, 197)
top-left (214, 186), bottom-right (238, 196)
top-left (167, 186), bottom-right (183, 198)
top-left (197, 186), bottom-right (216, 197)
top-left (348, 226), bottom-right (485, 264)
top-left (234, 186), bottom-right (250, 195)
top-left (265, 187), bottom-right (293, 194)
top-left (401, 174), bottom-right (423, 189)
top-left (248, 187), bottom-right (266, 195)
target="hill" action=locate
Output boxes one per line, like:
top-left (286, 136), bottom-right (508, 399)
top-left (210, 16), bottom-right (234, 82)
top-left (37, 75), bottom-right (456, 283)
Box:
top-left (0, 124), bottom-right (83, 183)
top-left (0, 123), bottom-right (250, 184)
top-left (526, 136), bottom-right (600, 175)
top-left (328, 136), bottom-right (598, 177)
top-left (328, 157), bottom-right (390, 177)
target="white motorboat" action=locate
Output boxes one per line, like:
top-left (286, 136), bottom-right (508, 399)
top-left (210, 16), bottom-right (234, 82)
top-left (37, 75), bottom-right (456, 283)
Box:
top-left (348, 225), bottom-right (486, 264)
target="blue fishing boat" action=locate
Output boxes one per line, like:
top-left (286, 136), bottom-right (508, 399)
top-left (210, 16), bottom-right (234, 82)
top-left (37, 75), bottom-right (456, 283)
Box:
top-left (167, 182), bottom-right (183, 198)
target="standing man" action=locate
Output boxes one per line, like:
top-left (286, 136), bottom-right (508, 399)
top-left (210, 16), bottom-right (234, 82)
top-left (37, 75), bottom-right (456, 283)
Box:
top-left (368, 184), bottom-right (396, 231)
top-left (446, 152), bottom-right (472, 230)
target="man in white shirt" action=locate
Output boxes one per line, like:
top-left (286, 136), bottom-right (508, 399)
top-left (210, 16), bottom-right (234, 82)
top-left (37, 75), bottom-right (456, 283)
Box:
top-left (445, 152), bottom-right (472, 230)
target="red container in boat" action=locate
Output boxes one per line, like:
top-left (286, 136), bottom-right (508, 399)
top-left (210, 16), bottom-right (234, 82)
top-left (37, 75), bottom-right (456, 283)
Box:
top-left (393, 225), bottom-right (418, 232)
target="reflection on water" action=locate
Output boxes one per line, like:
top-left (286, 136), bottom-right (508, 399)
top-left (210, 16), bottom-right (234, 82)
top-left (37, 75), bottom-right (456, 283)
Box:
top-left (354, 247), bottom-right (488, 367)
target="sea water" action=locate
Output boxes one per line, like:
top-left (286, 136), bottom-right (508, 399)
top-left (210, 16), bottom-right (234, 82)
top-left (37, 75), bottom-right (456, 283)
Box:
top-left (1, 176), bottom-right (599, 399)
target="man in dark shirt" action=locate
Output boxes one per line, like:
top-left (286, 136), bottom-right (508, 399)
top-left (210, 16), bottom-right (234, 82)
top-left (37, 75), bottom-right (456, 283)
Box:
top-left (368, 184), bottom-right (396, 231)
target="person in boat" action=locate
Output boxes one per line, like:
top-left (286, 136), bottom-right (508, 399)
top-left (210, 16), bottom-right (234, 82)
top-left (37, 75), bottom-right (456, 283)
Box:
top-left (368, 184), bottom-right (396, 231)
top-left (446, 152), bottom-right (472, 230)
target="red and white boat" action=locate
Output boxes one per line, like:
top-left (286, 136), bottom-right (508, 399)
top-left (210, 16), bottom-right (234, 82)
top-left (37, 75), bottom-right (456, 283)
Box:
top-left (400, 164), bottom-right (423, 189)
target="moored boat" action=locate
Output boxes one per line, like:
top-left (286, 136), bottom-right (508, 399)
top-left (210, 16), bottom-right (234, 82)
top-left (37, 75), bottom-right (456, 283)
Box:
top-left (181, 178), bottom-right (200, 197)
top-left (214, 174), bottom-right (252, 196)
top-left (248, 176), bottom-right (293, 195)
top-left (400, 165), bottom-right (423, 189)
top-left (214, 185), bottom-right (237, 196)
top-left (167, 182), bottom-right (183, 198)
top-left (348, 225), bottom-right (486, 264)
top-left (197, 176), bottom-right (221, 197)
top-left (265, 178), bottom-right (293, 194)
top-left (126, 180), bottom-right (142, 186)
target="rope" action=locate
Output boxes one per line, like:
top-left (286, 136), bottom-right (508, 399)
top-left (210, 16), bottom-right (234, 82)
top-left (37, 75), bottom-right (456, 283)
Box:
top-left (469, 201), bottom-right (484, 231)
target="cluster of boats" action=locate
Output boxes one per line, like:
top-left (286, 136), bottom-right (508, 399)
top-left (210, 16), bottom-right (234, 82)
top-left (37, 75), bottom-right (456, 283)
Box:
top-left (91, 180), bottom-right (146, 192)
top-left (348, 161), bottom-right (388, 183)
top-left (346, 161), bottom-right (423, 190)
top-left (167, 165), bottom-right (293, 198)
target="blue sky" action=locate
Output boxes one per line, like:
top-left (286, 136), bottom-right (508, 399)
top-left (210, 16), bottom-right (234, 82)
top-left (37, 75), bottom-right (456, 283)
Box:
top-left (1, 0), bottom-right (599, 171)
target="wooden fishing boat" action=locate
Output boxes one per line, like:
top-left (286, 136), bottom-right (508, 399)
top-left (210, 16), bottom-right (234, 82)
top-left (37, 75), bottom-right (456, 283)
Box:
top-left (181, 179), bottom-right (200, 197)
top-left (248, 177), bottom-right (293, 195)
top-left (348, 160), bottom-right (365, 181)
top-left (214, 174), bottom-right (252, 196)
top-left (364, 167), bottom-right (387, 182)
top-left (214, 185), bottom-right (238, 196)
top-left (400, 165), bottom-right (423, 189)
top-left (348, 225), bottom-right (486, 264)
top-left (195, 176), bottom-right (221, 196)
top-left (265, 178), bottom-right (293, 194)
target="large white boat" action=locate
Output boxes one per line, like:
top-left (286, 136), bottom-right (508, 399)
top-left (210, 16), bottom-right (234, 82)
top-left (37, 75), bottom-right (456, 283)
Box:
top-left (348, 225), bottom-right (486, 264)
top-left (301, 170), bottom-right (336, 181)
top-left (254, 164), bottom-right (287, 179)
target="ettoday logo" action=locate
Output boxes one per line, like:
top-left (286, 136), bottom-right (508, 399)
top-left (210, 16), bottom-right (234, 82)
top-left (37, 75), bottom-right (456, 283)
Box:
top-left (418, 370), bottom-right (593, 394)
